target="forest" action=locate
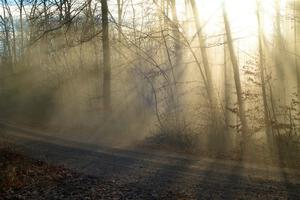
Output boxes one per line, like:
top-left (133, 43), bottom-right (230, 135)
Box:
top-left (1, 0), bottom-right (300, 199)
top-left (0, 0), bottom-right (300, 167)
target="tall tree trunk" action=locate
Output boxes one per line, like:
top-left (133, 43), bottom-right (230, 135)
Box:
top-left (117, 0), bottom-right (123, 41)
top-left (11, 18), bottom-right (16, 65)
top-left (256, 1), bottom-right (271, 135)
top-left (224, 35), bottom-right (230, 128)
top-left (5, 0), bottom-right (16, 66)
top-left (222, 5), bottom-right (249, 141)
top-left (274, 0), bottom-right (286, 124)
top-left (101, 0), bottom-right (112, 114)
top-left (85, 0), bottom-right (95, 34)
top-left (18, 0), bottom-right (24, 53)
top-left (170, 0), bottom-right (180, 117)
top-left (190, 0), bottom-right (220, 130)
top-left (170, 0), bottom-right (181, 68)
top-left (2, 1), bottom-right (12, 72)
top-left (294, 0), bottom-right (300, 121)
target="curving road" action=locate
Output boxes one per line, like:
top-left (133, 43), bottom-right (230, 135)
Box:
top-left (1, 123), bottom-right (300, 199)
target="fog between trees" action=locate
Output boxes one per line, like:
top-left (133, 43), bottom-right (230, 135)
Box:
top-left (0, 0), bottom-right (299, 161)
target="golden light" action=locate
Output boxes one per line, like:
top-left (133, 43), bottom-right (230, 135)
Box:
top-left (193, 0), bottom-right (287, 38)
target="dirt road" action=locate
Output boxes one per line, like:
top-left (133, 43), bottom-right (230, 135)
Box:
top-left (1, 123), bottom-right (300, 199)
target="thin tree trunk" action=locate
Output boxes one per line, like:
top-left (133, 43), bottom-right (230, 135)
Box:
top-left (170, 0), bottom-right (181, 69)
top-left (5, 0), bottom-right (17, 65)
top-left (294, 0), bottom-right (300, 121)
top-left (2, 1), bottom-right (12, 70)
top-left (101, 0), bottom-right (112, 114)
top-left (274, 0), bottom-right (286, 124)
top-left (117, 0), bottom-right (123, 41)
top-left (190, 0), bottom-right (220, 130)
top-left (169, 0), bottom-right (180, 122)
top-left (224, 35), bottom-right (230, 128)
top-left (222, 5), bottom-right (249, 141)
top-left (20, 0), bottom-right (24, 53)
top-left (256, 1), bottom-right (271, 135)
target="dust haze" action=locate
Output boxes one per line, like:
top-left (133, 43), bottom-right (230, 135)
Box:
top-left (0, 0), bottom-right (300, 167)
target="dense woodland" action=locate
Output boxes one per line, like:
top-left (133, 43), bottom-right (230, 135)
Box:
top-left (0, 0), bottom-right (300, 162)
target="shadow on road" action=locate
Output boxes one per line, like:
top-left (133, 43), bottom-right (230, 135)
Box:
top-left (1, 127), bottom-right (300, 199)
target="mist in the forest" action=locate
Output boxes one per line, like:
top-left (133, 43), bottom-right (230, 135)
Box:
top-left (0, 0), bottom-right (299, 166)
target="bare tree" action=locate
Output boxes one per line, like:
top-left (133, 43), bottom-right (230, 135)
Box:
top-left (13, 0), bottom-right (24, 53)
top-left (256, 1), bottom-right (271, 136)
top-left (294, 0), bottom-right (300, 118)
top-left (222, 4), bottom-right (249, 142)
top-left (117, 0), bottom-right (124, 41)
top-left (190, 0), bottom-right (222, 131)
top-left (101, 0), bottom-right (112, 114)
top-left (170, 0), bottom-right (181, 69)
